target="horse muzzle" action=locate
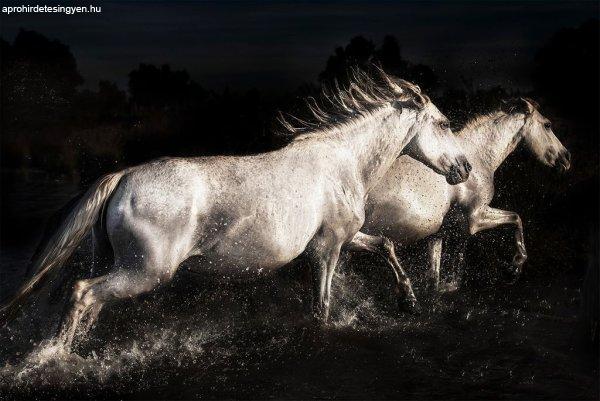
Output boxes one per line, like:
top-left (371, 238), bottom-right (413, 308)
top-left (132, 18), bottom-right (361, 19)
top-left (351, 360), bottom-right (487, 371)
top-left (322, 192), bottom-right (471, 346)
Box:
top-left (445, 156), bottom-right (471, 185)
top-left (555, 149), bottom-right (571, 172)
top-left (545, 148), bottom-right (571, 172)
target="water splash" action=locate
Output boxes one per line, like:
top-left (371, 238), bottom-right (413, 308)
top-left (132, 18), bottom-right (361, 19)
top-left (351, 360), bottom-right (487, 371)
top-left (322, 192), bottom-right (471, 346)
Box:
top-left (1, 321), bottom-right (230, 392)
top-left (0, 266), bottom-right (397, 391)
top-left (1, 261), bottom-right (592, 400)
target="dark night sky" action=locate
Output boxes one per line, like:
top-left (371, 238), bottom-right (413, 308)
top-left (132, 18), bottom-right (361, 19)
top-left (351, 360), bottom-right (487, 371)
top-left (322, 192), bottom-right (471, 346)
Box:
top-left (1, 1), bottom-right (598, 91)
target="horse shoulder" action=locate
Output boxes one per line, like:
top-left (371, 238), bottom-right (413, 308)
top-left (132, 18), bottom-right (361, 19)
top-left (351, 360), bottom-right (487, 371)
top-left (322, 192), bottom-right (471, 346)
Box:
top-left (297, 144), bottom-right (366, 241)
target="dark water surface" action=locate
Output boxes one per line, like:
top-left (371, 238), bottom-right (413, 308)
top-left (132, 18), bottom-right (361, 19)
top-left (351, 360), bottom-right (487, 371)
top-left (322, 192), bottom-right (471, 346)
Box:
top-left (0, 172), bottom-right (597, 400)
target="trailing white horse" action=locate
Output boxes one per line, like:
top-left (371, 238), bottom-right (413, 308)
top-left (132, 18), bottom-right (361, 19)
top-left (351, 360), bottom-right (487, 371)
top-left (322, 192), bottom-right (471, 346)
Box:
top-left (0, 69), bottom-right (471, 352)
top-left (363, 97), bottom-right (570, 290)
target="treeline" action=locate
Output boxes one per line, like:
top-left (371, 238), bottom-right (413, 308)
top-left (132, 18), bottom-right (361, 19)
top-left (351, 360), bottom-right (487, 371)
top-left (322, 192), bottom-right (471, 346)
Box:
top-left (0, 30), bottom-right (288, 182)
top-left (0, 20), bottom-right (598, 183)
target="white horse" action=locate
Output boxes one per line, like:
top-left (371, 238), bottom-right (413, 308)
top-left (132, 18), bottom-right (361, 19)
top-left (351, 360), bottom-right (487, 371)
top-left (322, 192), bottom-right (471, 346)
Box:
top-left (363, 97), bottom-right (571, 291)
top-left (0, 69), bottom-right (471, 351)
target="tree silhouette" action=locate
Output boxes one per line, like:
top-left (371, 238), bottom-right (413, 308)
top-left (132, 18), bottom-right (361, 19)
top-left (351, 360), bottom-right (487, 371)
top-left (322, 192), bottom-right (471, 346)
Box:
top-left (1, 24), bottom-right (597, 179)
top-left (1, 29), bottom-right (83, 129)
top-left (319, 36), bottom-right (376, 82)
top-left (128, 63), bottom-right (205, 110)
top-left (319, 35), bottom-right (438, 92)
top-left (374, 35), bottom-right (408, 75)
top-left (75, 80), bottom-right (128, 123)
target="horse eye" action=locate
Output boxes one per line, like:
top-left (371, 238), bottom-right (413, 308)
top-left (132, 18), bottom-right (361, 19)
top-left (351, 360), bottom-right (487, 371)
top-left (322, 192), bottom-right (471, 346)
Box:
top-left (544, 122), bottom-right (552, 130)
top-left (439, 121), bottom-right (450, 130)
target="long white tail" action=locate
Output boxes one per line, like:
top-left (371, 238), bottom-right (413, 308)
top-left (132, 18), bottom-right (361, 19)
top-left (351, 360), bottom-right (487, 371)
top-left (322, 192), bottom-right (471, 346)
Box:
top-left (0, 170), bottom-right (128, 326)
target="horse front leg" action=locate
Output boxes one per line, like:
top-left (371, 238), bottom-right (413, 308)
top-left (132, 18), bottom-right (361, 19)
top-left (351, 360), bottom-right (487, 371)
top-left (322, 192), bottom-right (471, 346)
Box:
top-left (428, 235), bottom-right (469, 293)
top-left (345, 232), bottom-right (420, 314)
top-left (468, 206), bottom-right (527, 282)
top-left (308, 241), bottom-right (343, 322)
top-left (444, 236), bottom-right (468, 292)
top-left (426, 237), bottom-right (443, 292)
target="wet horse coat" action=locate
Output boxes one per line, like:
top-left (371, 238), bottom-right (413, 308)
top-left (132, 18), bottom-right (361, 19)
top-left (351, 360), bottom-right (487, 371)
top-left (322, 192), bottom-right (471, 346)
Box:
top-left (363, 98), bottom-right (571, 289)
top-left (1, 70), bottom-right (470, 351)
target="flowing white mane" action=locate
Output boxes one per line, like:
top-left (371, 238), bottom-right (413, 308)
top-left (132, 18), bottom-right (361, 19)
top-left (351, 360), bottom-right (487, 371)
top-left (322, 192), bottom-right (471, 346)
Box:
top-left (459, 97), bottom-right (541, 136)
top-left (277, 67), bottom-right (428, 137)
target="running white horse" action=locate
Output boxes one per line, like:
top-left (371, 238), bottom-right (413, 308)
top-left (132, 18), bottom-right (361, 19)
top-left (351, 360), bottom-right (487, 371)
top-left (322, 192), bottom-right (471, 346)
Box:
top-left (363, 97), bottom-right (570, 290)
top-left (0, 69), bottom-right (471, 351)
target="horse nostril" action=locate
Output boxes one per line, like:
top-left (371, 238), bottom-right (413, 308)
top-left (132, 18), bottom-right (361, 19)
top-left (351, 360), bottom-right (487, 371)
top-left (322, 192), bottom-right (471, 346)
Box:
top-left (465, 160), bottom-right (472, 172)
top-left (559, 150), bottom-right (571, 171)
top-left (565, 150), bottom-right (572, 162)
top-left (446, 165), bottom-right (461, 185)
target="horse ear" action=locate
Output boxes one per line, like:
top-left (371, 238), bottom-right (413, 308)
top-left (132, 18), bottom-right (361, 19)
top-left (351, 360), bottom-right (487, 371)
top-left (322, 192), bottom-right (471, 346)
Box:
top-left (521, 97), bottom-right (539, 112)
top-left (502, 97), bottom-right (535, 115)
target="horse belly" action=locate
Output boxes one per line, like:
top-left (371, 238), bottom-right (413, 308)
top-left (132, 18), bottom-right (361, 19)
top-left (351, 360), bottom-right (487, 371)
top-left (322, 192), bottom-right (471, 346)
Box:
top-left (205, 237), bottom-right (303, 272)
top-left (386, 211), bottom-right (445, 246)
top-left (365, 191), bottom-right (449, 247)
top-left (195, 208), bottom-right (319, 273)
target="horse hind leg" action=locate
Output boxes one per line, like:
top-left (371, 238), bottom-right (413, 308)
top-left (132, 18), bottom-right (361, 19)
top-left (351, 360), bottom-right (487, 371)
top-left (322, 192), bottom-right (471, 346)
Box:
top-left (56, 275), bottom-right (109, 351)
top-left (46, 222), bottom-right (113, 309)
top-left (56, 260), bottom-right (178, 352)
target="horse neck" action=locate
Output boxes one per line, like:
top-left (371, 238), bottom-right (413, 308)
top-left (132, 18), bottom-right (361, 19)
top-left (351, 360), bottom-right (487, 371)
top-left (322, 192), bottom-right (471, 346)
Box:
top-left (343, 107), bottom-right (416, 193)
top-left (459, 112), bottom-right (526, 173)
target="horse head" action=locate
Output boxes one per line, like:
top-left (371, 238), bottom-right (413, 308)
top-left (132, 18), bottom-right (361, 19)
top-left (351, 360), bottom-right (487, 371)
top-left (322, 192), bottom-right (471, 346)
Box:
top-left (395, 81), bottom-right (471, 185)
top-left (504, 97), bottom-right (571, 172)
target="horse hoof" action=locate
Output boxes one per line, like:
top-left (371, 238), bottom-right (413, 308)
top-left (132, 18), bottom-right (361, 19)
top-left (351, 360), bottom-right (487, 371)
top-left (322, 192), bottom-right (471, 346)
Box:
top-left (398, 296), bottom-right (422, 315)
top-left (500, 261), bottom-right (521, 284)
top-left (438, 281), bottom-right (460, 293)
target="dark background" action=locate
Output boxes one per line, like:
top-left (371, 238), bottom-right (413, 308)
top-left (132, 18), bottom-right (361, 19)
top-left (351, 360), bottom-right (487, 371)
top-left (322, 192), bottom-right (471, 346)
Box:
top-left (0, 1), bottom-right (598, 399)
top-left (0, 1), bottom-right (597, 179)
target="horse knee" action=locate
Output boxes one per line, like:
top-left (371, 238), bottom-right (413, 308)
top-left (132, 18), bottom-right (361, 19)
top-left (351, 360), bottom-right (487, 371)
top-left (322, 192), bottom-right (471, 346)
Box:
top-left (71, 279), bottom-right (91, 303)
top-left (382, 237), bottom-right (395, 254)
top-left (514, 214), bottom-right (522, 226)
